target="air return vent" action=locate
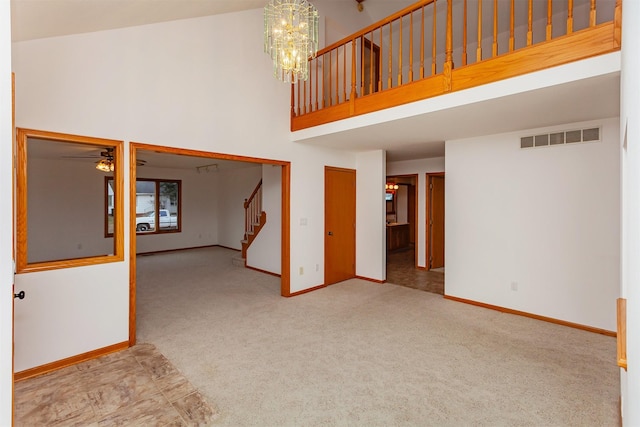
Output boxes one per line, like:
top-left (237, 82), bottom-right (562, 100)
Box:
top-left (521, 127), bottom-right (600, 149)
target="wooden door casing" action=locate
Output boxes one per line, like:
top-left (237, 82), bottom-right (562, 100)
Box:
top-left (325, 167), bottom-right (356, 285)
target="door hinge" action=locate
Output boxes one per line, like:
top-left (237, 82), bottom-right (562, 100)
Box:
top-left (429, 183), bottom-right (433, 190)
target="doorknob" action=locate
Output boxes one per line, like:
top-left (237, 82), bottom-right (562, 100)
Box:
top-left (328, 231), bottom-right (333, 236)
top-left (14, 290), bottom-right (25, 300)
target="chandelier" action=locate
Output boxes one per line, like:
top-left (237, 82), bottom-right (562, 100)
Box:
top-left (264, 0), bottom-right (319, 83)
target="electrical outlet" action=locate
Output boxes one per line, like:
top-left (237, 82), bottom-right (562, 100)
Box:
top-left (299, 266), bottom-right (304, 275)
top-left (510, 282), bottom-right (518, 291)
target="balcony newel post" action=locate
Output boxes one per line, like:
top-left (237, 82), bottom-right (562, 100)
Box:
top-left (614, 0), bottom-right (622, 47)
top-left (444, 0), bottom-right (453, 92)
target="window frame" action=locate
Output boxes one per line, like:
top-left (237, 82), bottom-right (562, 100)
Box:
top-left (16, 128), bottom-right (124, 273)
top-left (133, 178), bottom-right (182, 235)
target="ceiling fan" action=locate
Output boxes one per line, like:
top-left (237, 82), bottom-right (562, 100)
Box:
top-left (62, 147), bottom-right (147, 167)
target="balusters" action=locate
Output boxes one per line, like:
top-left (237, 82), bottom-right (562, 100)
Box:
top-left (369, 31), bottom-right (374, 93)
top-left (527, 0), bottom-right (533, 46)
top-left (388, 22), bottom-right (393, 89)
top-left (546, 0), bottom-right (553, 41)
top-left (351, 40), bottom-right (356, 101)
top-left (379, 27), bottom-right (383, 91)
top-left (409, 11), bottom-right (414, 82)
top-left (361, 35), bottom-right (365, 95)
top-left (328, 50), bottom-right (332, 106)
top-left (492, 0), bottom-right (498, 57)
top-left (321, 52), bottom-right (326, 108)
top-left (477, 0), bottom-right (482, 62)
top-left (567, 0), bottom-right (574, 34)
top-left (432, 0), bottom-right (437, 75)
top-left (398, 16), bottom-right (403, 86)
top-left (343, 44), bottom-right (347, 102)
top-left (289, 0), bottom-right (618, 123)
top-left (509, 0), bottom-right (514, 52)
top-left (462, 0), bottom-right (468, 66)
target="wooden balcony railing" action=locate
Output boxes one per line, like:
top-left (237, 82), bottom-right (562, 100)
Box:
top-left (291, 0), bottom-right (621, 131)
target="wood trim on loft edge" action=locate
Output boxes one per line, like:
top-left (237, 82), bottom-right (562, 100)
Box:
top-left (444, 295), bottom-right (616, 337)
top-left (14, 341), bottom-right (129, 382)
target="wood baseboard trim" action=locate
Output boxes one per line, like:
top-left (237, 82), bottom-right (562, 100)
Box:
top-left (287, 284), bottom-right (326, 297)
top-left (14, 341), bottom-right (129, 382)
top-left (246, 265), bottom-right (281, 277)
top-left (356, 275), bottom-right (386, 284)
top-left (443, 295), bottom-right (616, 337)
top-left (136, 244), bottom-right (228, 256)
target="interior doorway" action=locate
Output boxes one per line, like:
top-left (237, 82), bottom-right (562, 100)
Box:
top-left (129, 143), bottom-right (291, 346)
top-left (385, 174), bottom-right (418, 267)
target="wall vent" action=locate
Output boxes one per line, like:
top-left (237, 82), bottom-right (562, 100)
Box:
top-left (520, 127), bottom-right (600, 149)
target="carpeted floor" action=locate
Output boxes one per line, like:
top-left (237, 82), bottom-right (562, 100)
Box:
top-left (136, 246), bottom-right (619, 426)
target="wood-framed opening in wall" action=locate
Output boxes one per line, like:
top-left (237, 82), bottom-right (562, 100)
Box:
top-left (15, 128), bottom-right (124, 273)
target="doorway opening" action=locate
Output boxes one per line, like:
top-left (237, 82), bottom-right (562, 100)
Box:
top-left (129, 143), bottom-right (291, 346)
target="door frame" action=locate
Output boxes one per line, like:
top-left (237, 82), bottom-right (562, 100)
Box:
top-left (425, 172), bottom-right (445, 270)
top-left (385, 174), bottom-right (419, 268)
top-left (129, 143), bottom-right (291, 346)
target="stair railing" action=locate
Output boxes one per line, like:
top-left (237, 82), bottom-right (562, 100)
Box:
top-left (244, 179), bottom-right (263, 240)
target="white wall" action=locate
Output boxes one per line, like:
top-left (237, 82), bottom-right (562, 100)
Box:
top-left (620, 0), bottom-right (640, 423)
top-left (247, 164), bottom-right (282, 274)
top-left (0, 1), bottom-right (12, 424)
top-left (446, 118), bottom-right (620, 331)
top-left (356, 150), bottom-right (386, 281)
top-left (13, 262), bottom-right (130, 371)
top-left (387, 157), bottom-right (445, 268)
top-left (136, 165), bottom-right (220, 254)
top-left (395, 185), bottom-right (408, 224)
top-left (217, 166), bottom-right (262, 250)
top-left (10, 8), bottom-right (379, 371)
top-left (27, 158), bottom-right (114, 263)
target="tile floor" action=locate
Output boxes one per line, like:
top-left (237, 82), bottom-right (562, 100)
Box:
top-left (14, 343), bottom-right (216, 426)
top-left (386, 247), bottom-right (445, 294)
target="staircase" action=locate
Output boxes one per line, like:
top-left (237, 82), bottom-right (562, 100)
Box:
top-left (236, 179), bottom-right (267, 266)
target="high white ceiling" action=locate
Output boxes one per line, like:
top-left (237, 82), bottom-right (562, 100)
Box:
top-left (11, 0), bottom-right (621, 166)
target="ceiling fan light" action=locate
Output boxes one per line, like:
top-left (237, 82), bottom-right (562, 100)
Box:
top-left (96, 158), bottom-right (114, 172)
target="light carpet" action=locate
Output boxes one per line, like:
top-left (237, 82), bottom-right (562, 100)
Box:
top-left (136, 246), bottom-right (619, 426)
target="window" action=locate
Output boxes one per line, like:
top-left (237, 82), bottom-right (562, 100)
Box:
top-left (134, 179), bottom-right (181, 234)
top-left (16, 128), bottom-right (124, 273)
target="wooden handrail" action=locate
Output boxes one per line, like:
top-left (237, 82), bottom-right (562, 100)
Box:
top-left (244, 179), bottom-right (262, 210)
top-left (316, 0), bottom-right (436, 58)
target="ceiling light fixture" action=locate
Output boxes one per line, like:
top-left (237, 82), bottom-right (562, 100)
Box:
top-left (96, 158), bottom-right (114, 172)
top-left (385, 183), bottom-right (399, 191)
top-left (356, 0), bottom-right (365, 12)
top-left (264, 0), bottom-right (319, 83)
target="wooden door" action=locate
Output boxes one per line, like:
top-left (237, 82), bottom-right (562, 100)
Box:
top-left (325, 167), bottom-right (356, 285)
top-left (429, 175), bottom-right (445, 269)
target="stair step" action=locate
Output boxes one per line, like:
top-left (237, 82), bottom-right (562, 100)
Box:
top-left (231, 255), bottom-right (245, 267)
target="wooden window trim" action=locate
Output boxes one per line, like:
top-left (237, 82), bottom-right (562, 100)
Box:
top-left (15, 128), bottom-right (124, 273)
top-left (134, 178), bottom-right (182, 235)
